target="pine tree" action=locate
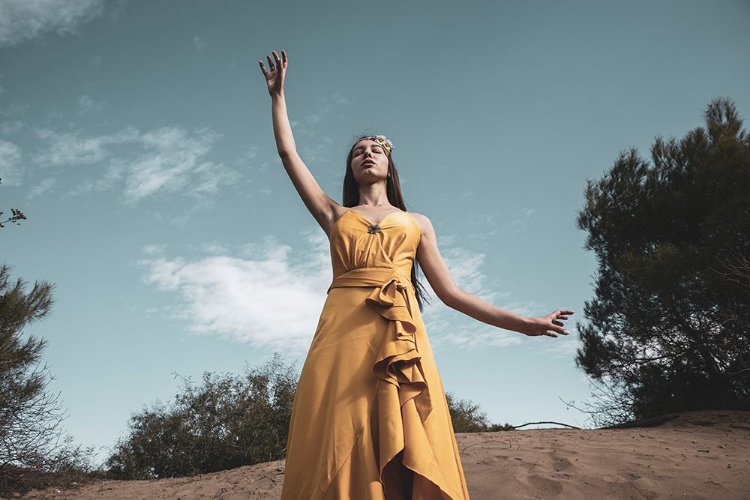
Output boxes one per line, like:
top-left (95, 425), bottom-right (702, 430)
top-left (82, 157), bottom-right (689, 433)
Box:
top-left (576, 99), bottom-right (750, 424)
top-left (0, 264), bottom-right (62, 473)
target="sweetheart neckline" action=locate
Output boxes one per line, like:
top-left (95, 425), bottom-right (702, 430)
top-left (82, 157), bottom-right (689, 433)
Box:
top-left (330, 209), bottom-right (419, 235)
top-left (346, 209), bottom-right (404, 227)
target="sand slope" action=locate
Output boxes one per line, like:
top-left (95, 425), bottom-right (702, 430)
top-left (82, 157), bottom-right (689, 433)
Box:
top-left (17, 411), bottom-right (750, 500)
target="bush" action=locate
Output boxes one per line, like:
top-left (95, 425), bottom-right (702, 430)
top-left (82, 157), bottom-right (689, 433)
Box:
top-left (446, 393), bottom-right (512, 432)
top-left (107, 355), bottom-right (297, 479)
top-left (107, 357), bottom-right (515, 480)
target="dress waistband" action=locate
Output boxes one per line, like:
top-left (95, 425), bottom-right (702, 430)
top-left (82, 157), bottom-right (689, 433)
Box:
top-left (328, 267), bottom-right (413, 293)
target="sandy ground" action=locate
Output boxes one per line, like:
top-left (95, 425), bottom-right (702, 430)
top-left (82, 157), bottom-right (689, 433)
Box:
top-left (14, 410), bottom-right (750, 500)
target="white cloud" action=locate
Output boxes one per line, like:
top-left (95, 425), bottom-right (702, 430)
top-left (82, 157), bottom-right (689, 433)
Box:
top-left (141, 244), bottom-right (166, 257)
top-left (78, 94), bottom-right (104, 116)
top-left (1, 121), bottom-right (24, 135)
top-left (235, 146), bottom-right (260, 169)
top-left (420, 244), bottom-right (545, 349)
top-left (442, 247), bottom-right (498, 302)
top-left (141, 234), bottom-right (331, 350)
top-left (125, 127), bottom-right (239, 202)
top-left (34, 127), bottom-right (138, 166)
top-left (543, 333), bottom-right (581, 359)
top-left (0, 139), bottom-right (22, 185)
top-left (192, 35), bottom-right (206, 50)
top-left (432, 326), bottom-right (523, 349)
top-left (140, 224), bottom-right (534, 353)
top-left (0, 0), bottom-right (105, 47)
top-left (510, 208), bottom-right (536, 229)
top-left (34, 126), bottom-right (239, 202)
top-left (27, 177), bottom-right (56, 198)
top-left (65, 164), bottom-right (123, 197)
top-left (0, 102), bottom-right (28, 118)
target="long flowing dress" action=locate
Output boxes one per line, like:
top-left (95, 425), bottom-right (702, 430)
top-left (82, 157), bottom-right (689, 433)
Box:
top-left (280, 208), bottom-right (471, 500)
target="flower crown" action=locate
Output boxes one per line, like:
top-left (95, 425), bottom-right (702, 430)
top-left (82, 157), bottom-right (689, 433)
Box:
top-left (362, 135), bottom-right (394, 155)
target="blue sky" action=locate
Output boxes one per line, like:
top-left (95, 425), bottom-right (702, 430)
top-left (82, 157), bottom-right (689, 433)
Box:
top-left (1, 0), bottom-right (748, 461)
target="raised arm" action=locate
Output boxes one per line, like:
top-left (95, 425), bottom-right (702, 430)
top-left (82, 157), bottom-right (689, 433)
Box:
top-left (411, 213), bottom-right (573, 338)
top-left (259, 50), bottom-right (342, 235)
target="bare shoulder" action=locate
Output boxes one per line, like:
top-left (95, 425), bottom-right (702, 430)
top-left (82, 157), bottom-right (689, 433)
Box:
top-left (407, 212), bottom-right (435, 236)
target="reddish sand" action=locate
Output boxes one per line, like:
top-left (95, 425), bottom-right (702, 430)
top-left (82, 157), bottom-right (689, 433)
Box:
top-left (15, 411), bottom-right (750, 500)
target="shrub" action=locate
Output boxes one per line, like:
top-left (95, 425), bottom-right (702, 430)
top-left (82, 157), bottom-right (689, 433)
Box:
top-left (107, 355), bottom-right (297, 479)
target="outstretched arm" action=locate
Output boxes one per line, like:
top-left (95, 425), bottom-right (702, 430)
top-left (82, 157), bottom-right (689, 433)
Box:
top-left (412, 213), bottom-right (572, 337)
top-left (259, 50), bottom-right (341, 235)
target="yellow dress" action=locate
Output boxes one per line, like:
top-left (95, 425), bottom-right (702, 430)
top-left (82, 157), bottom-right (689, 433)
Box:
top-left (281, 209), bottom-right (471, 500)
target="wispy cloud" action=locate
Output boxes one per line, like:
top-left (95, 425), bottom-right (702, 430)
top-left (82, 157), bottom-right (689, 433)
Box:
top-left (235, 146), bottom-right (260, 168)
top-left (0, 139), bottom-right (22, 185)
top-left (78, 94), bottom-right (105, 116)
top-left (140, 227), bottom-right (531, 353)
top-left (0, 102), bottom-right (28, 118)
top-left (34, 127), bottom-right (137, 166)
top-left (294, 95), bottom-right (349, 166)
top-left (510, 208), bottom-right (535, 230)
top-left (192, 35), bottom-right (206, 50)
top-left (1, 121), bottom-right (24, 135)
top-left (140, 233), bottom-right (331, 350)
top-left (34, 126), bottom-right (240, 203)
top-left (542, 332), bottom-right (581, 359)
top-left (65, 165), bottom-right (123, 197)
top-left (420, 244), bottom-right (545, 350)
top-left (0, 0), bottom-right (105, 47)
top-left (27, 177), bottom-right (56, 199)
top-left (441, 247), bottom-right (498, 301)
top-left (463, 207), bottom-right (537, 242)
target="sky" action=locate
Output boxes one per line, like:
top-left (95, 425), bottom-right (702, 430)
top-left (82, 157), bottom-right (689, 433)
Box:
top-left (1, 0), bottom-right (749, 463)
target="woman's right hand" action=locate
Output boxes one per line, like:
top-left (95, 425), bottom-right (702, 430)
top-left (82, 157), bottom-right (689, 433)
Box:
top-left (259, 50), bottom-right (287, 97)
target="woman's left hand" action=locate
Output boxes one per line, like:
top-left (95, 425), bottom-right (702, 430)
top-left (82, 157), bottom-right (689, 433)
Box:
top-left (523, 309), bottom-right (574, 338)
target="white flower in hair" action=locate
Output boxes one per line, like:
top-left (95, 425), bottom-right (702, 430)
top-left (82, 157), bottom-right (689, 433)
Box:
top-left (369, 135), bottom-right (394, 154)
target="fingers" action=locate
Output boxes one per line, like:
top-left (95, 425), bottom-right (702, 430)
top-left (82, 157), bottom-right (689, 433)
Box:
top-left (260, 50), bottom-right (287, 76)
top-left (549, 309), bottom-right (575, 321)
top-left (546, 320), bottom-right (570, 337)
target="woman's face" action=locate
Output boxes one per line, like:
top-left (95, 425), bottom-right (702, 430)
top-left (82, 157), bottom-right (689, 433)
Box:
top-left (349, 139), bottom-right (390, 184)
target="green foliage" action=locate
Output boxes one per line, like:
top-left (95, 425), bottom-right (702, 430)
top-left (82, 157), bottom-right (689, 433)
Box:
top-left (576, 98), bottom-right (750, 425)
top-left (107, 357), bottom-right (515, 480)
top-left (446, 393), bottom-right (512, 433)
top-left (0, 264), bottom-right (94, 495)
top-left (106, 355), bottom-right (298, 479)
top-left (0, 263), bottom-right (58, 473)
top-left (0, 178), bottom-right (27, 228)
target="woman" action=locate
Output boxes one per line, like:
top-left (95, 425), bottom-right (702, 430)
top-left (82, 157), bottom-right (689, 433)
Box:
top-left (260, 50), bottom-right (573, 500)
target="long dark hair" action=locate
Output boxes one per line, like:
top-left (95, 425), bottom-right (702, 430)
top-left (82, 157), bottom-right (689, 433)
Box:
top-left (343, 136), bottom-right (430, 311)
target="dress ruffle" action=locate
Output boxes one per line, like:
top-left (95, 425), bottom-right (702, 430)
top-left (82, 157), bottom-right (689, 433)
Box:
top-left (330, 267), bottom-right (457, 497)
top-left (329, 267), bottom-right (432, 422)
